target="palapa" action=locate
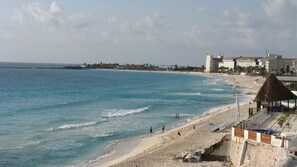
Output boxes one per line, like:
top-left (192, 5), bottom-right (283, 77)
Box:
top-left (254, 73), bottom-right (297, 102)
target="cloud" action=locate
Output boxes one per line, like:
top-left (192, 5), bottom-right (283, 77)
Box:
top-left (68, 13), bottom-right (93, 30)
top-left (26, 2), bottom-right (49, 23)
top-left (20, 1), bottom-right (91, 30)
top-left (262, 0), bottom-right (297, 28)
top-left (6, 0), bottom-right (297, 65)
top-left (23, 1), bottom-right (64, 28)
top-left (49, 1), bottom-right (62, 14)
top-left (105, 12), bottom-right (170, 43)
top-left (11, 10), bottom-right (25, 25)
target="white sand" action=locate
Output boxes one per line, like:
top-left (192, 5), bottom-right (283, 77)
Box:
top-left (95, 72), bottom-right (265, 167)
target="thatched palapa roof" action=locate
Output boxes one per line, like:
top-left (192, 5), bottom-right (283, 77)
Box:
top-left (254, 74), bottom-right (297, 102)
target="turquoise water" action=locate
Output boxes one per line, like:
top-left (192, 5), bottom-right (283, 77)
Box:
top-left (0, 68), bottom-right (242, 167)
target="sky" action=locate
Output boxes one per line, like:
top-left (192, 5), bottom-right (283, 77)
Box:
top-left (1, 0), bottom-right (297, 66)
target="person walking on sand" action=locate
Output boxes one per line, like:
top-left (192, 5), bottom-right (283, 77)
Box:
top-left (162, 124), bottom-right (165, 132)
top-left (150, 127), bottom-right (153, 133)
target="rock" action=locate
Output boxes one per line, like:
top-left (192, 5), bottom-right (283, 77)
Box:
top-left (182, 153), bottom-right (201, 163)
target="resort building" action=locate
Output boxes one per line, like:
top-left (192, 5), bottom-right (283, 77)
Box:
top-left (218, 57), bottom-right (238, 70)
top-left (259, 54), bottom-right (296, 73)
top-left (218, 56), bottom-right (261, 70)
top-left (205, 53), bottom-right (297, 73)
top-left (205, 54), bottom-right (223, 72)
top-left (236, 56), bottom-right (262, 68)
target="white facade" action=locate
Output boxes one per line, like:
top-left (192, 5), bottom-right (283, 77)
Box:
top-left (260, 54), bottom-right (296, 73)
top-left (205, 54), bottom-right (223, 72)
top-left (205, 54), bottom-right (213, 72)
top-left (219, 60), bottom-right (235, 69)
top-left (236, 57), bottom-right (261, 68)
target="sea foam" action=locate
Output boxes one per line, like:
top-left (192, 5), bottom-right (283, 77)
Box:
top-left (175, 92), bottom-right (201, 96)
top-left (47, 120), bottom-right (106, 131)
top-left (82, 151), bottom-right (116, 167)
top-left (211, 88), bottom-right (224, 91)
top-left (104, 106), bottom-right (150, 118)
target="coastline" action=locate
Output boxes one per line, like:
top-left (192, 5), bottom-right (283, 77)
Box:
top-left (90, 72), bottom-right (264, 167)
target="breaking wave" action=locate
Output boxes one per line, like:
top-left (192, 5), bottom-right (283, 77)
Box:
top-left (211, 88), bottom-right (224, 92)
top-left (89, 133), bottom-right (114, 138)
top-left (82, 151), bottom-right (116, 167)
top-left (47, 120), bottom-right (106, 131)
top-left (104, 106), bottom-right (150, 118)
top-left (175, 92), bottom-right (201, 96)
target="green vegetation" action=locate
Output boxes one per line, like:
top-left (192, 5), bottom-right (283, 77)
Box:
top-left (277, 112), bottom-right (291, 128)
top-left (63, 62), bottom-right (206, 72)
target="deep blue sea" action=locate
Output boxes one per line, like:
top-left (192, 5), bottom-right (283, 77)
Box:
top-left (0, 68), bottom-right (245, 167)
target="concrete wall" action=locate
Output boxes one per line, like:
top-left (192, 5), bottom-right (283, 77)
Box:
top-left (229, 138), bottom-right (286, 167)
top-left (232, 127), bottom-right (285, 147)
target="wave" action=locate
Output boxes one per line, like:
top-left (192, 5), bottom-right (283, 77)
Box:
top-left (82, 151), bottom-right (116, 167)
top-left (89, 133), bottom-right (114, 138)
top-left (47, 120), bottom-right (106, 131)
top-left (205, 82), bottom-right (218, 85)
top-left (175, 92), bottom-right (201, 96)
top-left (39, 140), bottom-right (83, 151)
top-left (211, 88), bottom-right (224, 92)
top-left (15, 98), bottom-right (99, 113)
top-left (103, 106), bottom-right (150, 118)
top-left (199, 93), bottom-right (234, 98)
top-left (16, 140), bottom-right (43, 149)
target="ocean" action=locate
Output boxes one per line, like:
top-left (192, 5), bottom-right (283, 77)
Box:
top-left (0, 67), bottom-right (246, 167)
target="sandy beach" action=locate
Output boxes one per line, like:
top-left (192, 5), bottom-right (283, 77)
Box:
top-left (96, 72), bottom-right (265, 167)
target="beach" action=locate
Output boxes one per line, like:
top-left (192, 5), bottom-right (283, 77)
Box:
top-left (97, 73), bottom-right (265, 167)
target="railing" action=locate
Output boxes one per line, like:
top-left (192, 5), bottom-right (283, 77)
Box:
top-left (232, 127), bottom-right (282, 146)
top-left (234, 108), bottom-right (269, 130)
top-left (232, 109), bottom-right (282, 146)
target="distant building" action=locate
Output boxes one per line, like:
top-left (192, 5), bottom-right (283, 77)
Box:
top-left (218, 56), bottom-right (239, 70)
top-left (205, 53), bottom-right (297, 73)
top-left (292, 60), bottom-right (297, 71)
top-left (259, 54), bottom-right (296, 73)
top-left (236, 56), bottom-right (262, 68)
top-left (218, 56), bottom-right (262, 70)
top-left (205, 54), bottom-right (223, 72)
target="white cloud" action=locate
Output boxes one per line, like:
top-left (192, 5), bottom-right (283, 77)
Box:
top-left (26, 2), bottom-right (49, 23)
top-left (11, 10), bottom-right (25, 25)
top-left (68, 13), bottom-right (93, 30)
top-left (105, 12), bottom-right (170, 43)
top-left (19, 1), bottom-right (93, 31)
top-left (49, 1), bottom-right (62, 14)
top-left (263, 0), bottom-right (297, 26)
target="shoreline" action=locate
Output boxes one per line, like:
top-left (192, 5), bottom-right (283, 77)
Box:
top-left (95, 104), bottom-right (240, 167)
top-left (89, 72), bottom-right (264, 167)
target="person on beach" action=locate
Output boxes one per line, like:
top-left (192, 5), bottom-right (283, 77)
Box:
top-left (150, 127), bottom-right (152, 133)
top-left (177, 131), bottom-right (181, 136)
top-left (162, 124), bottom-right (165, 132)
